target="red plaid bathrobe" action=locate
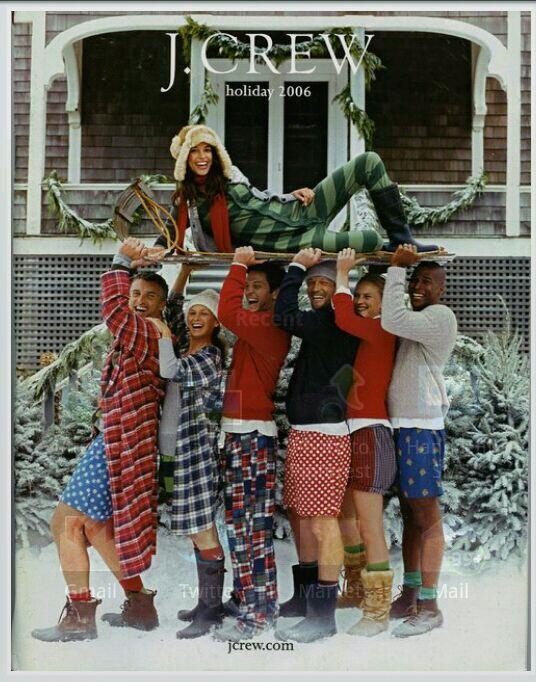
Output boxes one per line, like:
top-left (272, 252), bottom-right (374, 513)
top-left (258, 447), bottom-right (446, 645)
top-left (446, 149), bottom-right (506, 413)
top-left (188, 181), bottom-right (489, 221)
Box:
top-left (99, 270), bottom-right (165, 578)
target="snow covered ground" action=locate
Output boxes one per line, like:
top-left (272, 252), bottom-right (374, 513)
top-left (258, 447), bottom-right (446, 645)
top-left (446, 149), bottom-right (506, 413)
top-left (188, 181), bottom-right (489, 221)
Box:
top-left (12, 531), bottom-right (528, 673)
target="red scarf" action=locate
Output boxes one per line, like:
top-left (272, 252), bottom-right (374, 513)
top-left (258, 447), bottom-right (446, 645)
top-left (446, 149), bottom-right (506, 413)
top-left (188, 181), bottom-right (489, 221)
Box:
top-left (176, 177), bottom-right (233, 253)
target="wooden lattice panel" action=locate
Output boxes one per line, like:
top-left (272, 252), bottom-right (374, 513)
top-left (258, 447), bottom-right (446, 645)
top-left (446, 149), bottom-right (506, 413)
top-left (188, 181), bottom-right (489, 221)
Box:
top-left (13, 255), bottom-right (112, 372)
top-left (436, 257), bottom-right (530, 351)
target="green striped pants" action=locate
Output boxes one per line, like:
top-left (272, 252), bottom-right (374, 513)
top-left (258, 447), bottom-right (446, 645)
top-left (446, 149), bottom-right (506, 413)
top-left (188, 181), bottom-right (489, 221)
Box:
top-left (230, 152), bottom-right (391, 253)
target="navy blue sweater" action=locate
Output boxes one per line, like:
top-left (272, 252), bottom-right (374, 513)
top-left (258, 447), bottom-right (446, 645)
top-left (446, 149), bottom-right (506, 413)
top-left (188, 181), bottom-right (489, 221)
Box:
top-left (274, 265), bottom-right (359, 425)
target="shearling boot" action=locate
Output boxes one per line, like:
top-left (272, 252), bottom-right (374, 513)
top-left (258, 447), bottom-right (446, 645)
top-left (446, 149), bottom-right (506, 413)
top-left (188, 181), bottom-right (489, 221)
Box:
top-left (279, 563), bottom-right (317, 618)
top-left (337, 551), bottom-right (367, 608)
top-left (347, 568), bottom-right (393, 637)
top-left (276, 582), bottom-right (337, 643)
top-left (101, 589), bottom-right (159, 631)
top-left (32, 598), bottom-right (102, 642)
top-left (176, 557), bottom-right (225, 639)
top-left (369, 184), bottom-right (439, 253)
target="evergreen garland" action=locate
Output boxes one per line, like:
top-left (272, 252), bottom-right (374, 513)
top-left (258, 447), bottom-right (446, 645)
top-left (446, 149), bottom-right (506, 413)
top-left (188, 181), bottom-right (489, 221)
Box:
top-left (46, 171), bottom-right (117, 243)
top-left (401, 172), bottom-right (487, 228)
top-left (44, 172), bottom-right (171, 244)
top-left (189, 77), bottom-right (219, 125)
top-left (180, 17), bottom-right (382, 81)
top-left (332, 85), bottom-right (375, 149)
top-left (22, 323), bottom-right (112, 401)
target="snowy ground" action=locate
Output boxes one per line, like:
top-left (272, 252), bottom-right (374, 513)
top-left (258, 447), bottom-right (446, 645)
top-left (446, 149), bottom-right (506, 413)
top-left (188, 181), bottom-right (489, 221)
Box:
top-left (12, 531), bottom-right (528, 673)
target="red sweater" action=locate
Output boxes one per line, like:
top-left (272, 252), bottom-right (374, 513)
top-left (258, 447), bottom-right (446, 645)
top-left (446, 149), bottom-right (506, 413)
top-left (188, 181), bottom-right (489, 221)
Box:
top-left (333, 292), bottom-right (396, 421)
top-left (218, 264), bottom-right (290, 421)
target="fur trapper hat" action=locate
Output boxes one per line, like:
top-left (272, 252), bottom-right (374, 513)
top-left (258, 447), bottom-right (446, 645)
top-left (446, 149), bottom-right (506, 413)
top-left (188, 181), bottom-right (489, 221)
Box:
top-left (170, 125), bottom-right (233, 182)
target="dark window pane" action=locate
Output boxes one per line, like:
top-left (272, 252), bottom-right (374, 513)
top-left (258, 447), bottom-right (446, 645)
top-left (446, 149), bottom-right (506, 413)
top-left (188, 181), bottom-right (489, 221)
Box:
top-left (225, 82), bottom-right (269, 189)
top-left (283, 82), bottom-right (328, 192)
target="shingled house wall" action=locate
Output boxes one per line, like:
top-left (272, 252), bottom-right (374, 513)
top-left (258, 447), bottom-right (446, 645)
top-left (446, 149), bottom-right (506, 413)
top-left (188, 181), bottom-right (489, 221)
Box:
top-left (12, 11), bottom-right (531, 370)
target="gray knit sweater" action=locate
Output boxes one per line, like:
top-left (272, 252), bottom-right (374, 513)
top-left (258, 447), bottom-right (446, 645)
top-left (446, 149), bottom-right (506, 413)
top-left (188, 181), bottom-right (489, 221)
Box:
top-left (381, 266), bottom-right (457, 422)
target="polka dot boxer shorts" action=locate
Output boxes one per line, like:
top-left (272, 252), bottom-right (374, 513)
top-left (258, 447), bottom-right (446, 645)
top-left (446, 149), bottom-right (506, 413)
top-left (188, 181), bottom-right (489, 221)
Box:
top-left (60, 433), bottom-right (113, 521)
top-left (284, 428), bottom-right (351, 517)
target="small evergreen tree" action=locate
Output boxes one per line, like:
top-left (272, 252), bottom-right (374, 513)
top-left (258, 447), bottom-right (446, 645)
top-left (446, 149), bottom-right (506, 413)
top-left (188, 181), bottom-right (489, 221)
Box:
top-left (452, 327), bottom-right (529, 561)
top-left (14, 371), bottom-right (100, 546)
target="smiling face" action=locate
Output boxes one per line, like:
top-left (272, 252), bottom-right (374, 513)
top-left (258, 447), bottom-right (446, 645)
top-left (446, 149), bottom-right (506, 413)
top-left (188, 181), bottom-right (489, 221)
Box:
top-left (244, 271), bottom-right (275, 313)
top-left (306, 276), bottom-right (336, 310)
top-left (129, 279), bottom-right (167, 319)
top-left (354, 281), bottom-right (382, 318)
top-left (187, 304), bottom-right (219, 340)
top-left (187, 142), bottom-right (213, 177)
top-left (408, 265), bottom-right (445, 310)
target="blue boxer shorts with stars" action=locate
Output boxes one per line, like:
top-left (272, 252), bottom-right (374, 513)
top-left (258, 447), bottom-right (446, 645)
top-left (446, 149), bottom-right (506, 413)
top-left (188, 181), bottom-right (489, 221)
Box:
top-left (395, 428), bottom-right (445, 499)
top-left (59, 433), bottom-right (113, 521)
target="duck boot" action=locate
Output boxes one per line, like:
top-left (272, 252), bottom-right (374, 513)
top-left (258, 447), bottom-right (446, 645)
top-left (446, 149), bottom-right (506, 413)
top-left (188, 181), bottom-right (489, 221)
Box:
top-left (279, 563), bottom-right (318, 618)
top-left (369, 184), bottom-right (439, 253)
top-left (32, 598), bottom-right (102, 642)
top-left (347, 568), bottom-right (393, 637)
top-left (101, 589), bottom-right (159, 631)
top-left (276, 582), bottom-right (337, 643)
top-left (337, 551), bottom-right (367, 609)
top-left (176, 557), bottom-right (225, 639)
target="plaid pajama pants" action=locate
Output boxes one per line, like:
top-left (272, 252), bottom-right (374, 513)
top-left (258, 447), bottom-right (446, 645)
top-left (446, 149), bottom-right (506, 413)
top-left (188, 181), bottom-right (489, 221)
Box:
top-left (224, 151), bottom-right (392, 253)
top-left (223, 432), bottom-right (278, 634)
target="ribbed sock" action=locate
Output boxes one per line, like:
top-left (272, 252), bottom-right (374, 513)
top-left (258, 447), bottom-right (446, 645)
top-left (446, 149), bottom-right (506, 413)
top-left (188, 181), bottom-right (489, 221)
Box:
top-left (367, 560), bottom-right (390, 571)
top-left (299, 560), bottom-right (318, 568)
top-left (318, 580), bottom-right (338, 586)
top-left (418, 586), bottom-right (438, 601)
top-left (119, 575), bottom-right (144, 593)
top-left (199, 545), bottom-right (224, 561)
top-left (69, 589), bottom-right (92, 602)
top-left (403, 571), bottom-right (422, 588)
top-left (344, 544), bottom-right (365, 554)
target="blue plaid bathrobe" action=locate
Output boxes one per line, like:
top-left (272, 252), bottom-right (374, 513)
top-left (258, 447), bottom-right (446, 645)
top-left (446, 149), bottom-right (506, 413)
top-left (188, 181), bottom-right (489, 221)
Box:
top-left (159, 292), bottom-right (224, 535)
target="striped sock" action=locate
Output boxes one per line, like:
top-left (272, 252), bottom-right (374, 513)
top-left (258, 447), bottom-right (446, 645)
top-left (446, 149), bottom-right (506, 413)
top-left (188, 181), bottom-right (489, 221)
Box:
top-left (344, 544), bottom-right (365, 554)
top-left (403, 571), bottom-right (422, 588)
top-left (418, 586), bottom-right (438, 601)
top-left (367, 560), bottom-right (390, 572)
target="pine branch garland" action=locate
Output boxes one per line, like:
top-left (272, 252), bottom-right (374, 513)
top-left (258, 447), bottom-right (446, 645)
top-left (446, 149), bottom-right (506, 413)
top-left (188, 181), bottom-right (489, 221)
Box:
top-left (189, 77), bottom-right (219, 125)
top-left (401, 172), bottom-right (487, 228)
top-left (180, 17), bottom-right (383, 83)
top-left (22, 323), bottom-right (112, 401)
top-left (332, 85), bottom-right (375, 149)
top-left (45, 171), bottom-right (117, 243)
top-left (45, 172), bottom-right (171, 243)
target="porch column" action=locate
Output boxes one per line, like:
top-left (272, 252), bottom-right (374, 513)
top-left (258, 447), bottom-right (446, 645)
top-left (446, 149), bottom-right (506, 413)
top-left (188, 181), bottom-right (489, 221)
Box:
top-left (65, 42), bottom-right (82, 183)
top-left (471, 44), bottom-right (488, 176)
top-left (505, 12), bottom-right (521, 236)
top-left (26, 12), bottom-right (47, 235)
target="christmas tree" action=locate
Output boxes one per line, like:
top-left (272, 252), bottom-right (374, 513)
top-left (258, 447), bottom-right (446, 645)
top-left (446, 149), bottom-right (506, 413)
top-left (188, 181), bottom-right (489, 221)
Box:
top-left (451, 325), bottom-right (529, 561)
